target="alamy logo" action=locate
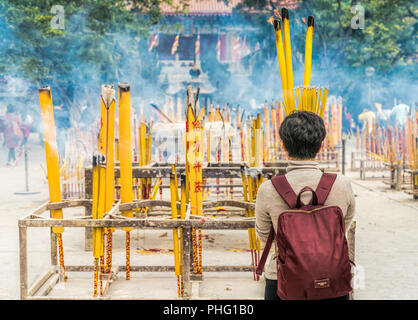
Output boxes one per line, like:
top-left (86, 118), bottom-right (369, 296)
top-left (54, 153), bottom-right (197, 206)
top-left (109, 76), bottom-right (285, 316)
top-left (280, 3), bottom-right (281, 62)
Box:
top-left (351, 264), bottom-right (366, 290)
top-left (50, 5), bottom-right (65, 30)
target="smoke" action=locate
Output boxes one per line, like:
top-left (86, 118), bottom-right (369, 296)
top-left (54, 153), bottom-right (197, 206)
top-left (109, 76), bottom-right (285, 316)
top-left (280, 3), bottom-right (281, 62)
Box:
top-left (0, 2), bottom-right (416, 139)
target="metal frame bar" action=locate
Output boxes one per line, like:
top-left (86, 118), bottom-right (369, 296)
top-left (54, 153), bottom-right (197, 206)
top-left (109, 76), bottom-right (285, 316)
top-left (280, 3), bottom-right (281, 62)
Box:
top-left (20, 157), bottom-right (355, 299)
top-left (351, 153), bottom-right (417, 200)
top-left (19, 199), bottom-right (356, 300)
top-left (19, 199), bottom-right (256, 300)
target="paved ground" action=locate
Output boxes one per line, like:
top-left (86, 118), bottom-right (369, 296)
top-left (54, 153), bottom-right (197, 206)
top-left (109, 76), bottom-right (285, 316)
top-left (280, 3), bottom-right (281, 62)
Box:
top-left (0, 136), bottom-right (417, 299)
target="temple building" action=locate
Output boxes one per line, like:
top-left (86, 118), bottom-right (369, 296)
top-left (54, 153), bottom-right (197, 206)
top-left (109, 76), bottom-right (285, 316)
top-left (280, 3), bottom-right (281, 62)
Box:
top-left (152, 0), bottom-right (300, 106)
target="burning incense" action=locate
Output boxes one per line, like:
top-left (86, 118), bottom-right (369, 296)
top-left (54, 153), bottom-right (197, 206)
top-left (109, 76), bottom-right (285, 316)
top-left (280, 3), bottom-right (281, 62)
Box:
top-left (118, 83), bottom-right (134, 280)
top-left (272, 10), bottom-right (329, 118)
top-left (281, 8), bottom-right (296, 111)
top-left (170, 170), bottom-right (182, 297)
top-left (39, 87), bottom-right (67, 281)
top-left (273, 19), bottom-right (288, 91)
top-left (304, 16), bottom-right (314, 87)
top-left (100, 85), bottom-right (116, 275)
top-left (97, 156), bottom-right (106, 293)
top-left (240, 165), bottom-right (256, 280)
top-left (185, 86), bottom-right (204, 275)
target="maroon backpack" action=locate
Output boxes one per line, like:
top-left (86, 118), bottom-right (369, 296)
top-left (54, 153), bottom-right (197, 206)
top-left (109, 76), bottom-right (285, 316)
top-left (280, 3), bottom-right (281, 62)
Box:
top-left (256, 173), bottom-right (353, 300)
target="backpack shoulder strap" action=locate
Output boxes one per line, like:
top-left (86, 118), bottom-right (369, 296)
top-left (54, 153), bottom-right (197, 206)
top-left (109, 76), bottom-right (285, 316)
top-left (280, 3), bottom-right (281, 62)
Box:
top-left (256, 226), bottom-right (275, 276)
top-left (270, 175), bottom-right (298, 209)
top-left (315, 173), bottom-right (337, 205)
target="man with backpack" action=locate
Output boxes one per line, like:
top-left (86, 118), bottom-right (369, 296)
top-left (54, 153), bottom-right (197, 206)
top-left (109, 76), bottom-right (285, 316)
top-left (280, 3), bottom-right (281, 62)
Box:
top-left (255, 111), bottom-right (355, 300)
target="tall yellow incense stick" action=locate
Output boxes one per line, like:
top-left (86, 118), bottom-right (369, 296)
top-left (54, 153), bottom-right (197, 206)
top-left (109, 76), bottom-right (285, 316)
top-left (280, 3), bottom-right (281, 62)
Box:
top-left (304, 16), bottom-right (314, 87)
top-left (282, 8), bottom-right (295, 111)
top-left (185, 86), bottom-right (204, 274)
top-left (100, 85), bottom-right (116, 274)
top-left (170, 171), bottom-right (182, 297)
top-left (241, 166), bottom-right (256, 280)
top-left (207, 129), bottom-right (211, 163)
top-left (146, 126), bottom-right (153, 196)
top-left (39, 87), bottom-right (66, 281)
top-left (273, 19), bottom-right (288, 113)
top-left (273, 12), bottom-right (330, 117)
top-left (271, 107), bottom-right (277, 160)
top-left (93, 157), bottom-right (106, 257)
top-left (104, 87), bottom-right (115, 216)
top-left (138, 122), bottom-right (147, 201)
top-left (247, 173), bottom-right (259, 280)
top-left (118, 83), bottom-right (134, 280)
top-left (196, 107), bottom-right (204, 274)
top-left (179, 173), bottom-right (187, 295)
top-left (264, 102), bottom-right (270, 161)
top-left (255, 113), bottom-right (262, 167)
top-left (97, 156), bottom-right (106, 294)
top-left (185, 99), bottom-right (198, 274)
top-left (91, 155), bottom-right (100, 297)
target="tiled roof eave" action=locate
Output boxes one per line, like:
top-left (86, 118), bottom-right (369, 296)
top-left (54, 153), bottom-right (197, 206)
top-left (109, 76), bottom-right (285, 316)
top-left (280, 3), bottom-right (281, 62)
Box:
top-left (163, 12), bottom-right (234, 16)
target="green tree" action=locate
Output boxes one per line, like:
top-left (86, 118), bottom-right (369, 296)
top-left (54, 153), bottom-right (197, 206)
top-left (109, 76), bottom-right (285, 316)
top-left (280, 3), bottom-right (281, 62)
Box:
top-left (234, 0), bottom-right (417, 117)
top-left (0, 0), bottom-right (176, 109)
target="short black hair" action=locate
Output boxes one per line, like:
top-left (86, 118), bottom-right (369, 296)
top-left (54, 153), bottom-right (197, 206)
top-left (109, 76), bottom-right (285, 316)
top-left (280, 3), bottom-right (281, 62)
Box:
top-left (279, 111), bottom-right (326, 159)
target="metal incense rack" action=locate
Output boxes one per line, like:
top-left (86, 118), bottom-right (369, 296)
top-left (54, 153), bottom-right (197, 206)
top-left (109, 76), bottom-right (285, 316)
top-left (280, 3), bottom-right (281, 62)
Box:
top-left (19, 161), bottom-right (356, 300)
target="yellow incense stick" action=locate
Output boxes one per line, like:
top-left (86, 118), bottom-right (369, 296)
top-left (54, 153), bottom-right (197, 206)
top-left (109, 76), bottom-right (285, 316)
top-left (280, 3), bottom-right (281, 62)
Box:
top-left (39, 87), bottom-right (67, 281)
top-left (273, 19), bottom-right (288, 110)
top-left (118, 83), bottom-right (134, 223)
top-left (118, 83), bottom-right (133, 280)
top-left (170, 172), bottom-right (182, 296)
top-left (304, 16), bottom-right (314, 87)
top-left (96, 157), bottom-right (106, 257)
top-left (282, 8), bottom-right (296, 112)
top-left (92, 156), bottom-right (101, 259)
top-left (39, 87), bottom-right (63, 232)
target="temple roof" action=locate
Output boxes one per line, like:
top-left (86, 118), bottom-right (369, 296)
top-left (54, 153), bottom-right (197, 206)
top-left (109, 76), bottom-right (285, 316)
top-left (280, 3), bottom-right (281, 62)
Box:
top-left (161, 0), bottom-right (240, 16)
top-left (161, 0), bottom-right (300, 16)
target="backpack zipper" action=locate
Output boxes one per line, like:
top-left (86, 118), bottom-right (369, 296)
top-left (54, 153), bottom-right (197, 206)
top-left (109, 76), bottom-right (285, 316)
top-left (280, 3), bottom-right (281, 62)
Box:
top-left (279, 205), bottom-right (346, 239)
top-left (282, 205), bottom-right (339, 214)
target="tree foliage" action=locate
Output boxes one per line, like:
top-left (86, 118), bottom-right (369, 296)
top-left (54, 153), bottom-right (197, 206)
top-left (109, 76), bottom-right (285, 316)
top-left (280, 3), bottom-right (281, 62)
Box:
top-left (236, 0), bottom-right (417, 115)
top-left (0, 0), bottom-right (173, 107)
top-left (0, 0), bottom-right (416, 118)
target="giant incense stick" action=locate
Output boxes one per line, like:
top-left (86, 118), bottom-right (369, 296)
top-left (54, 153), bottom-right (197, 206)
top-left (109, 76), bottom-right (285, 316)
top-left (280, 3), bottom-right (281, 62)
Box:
top-left (281, 8), bottom-right (296, 111)
top-left (273, 19), bottom-right (288, 112)
top-left (118, 83), bottom-right (134, 280)
top-left (39, 87), bottom-right (67, 281)
top-left (100, 85), bottom-right (116, 274)
top-left (271, 106), bottom-right (278, 160)
top-left (264, 102), bottom-right (270, 162)
top-left (179, 173), bottom-right (187, 296)
top-left (304, 16), bottom-right (314, 87)
top-left (255, 113), bottom-right (262, 167)
top-left (92, 156), bottom-right (99, 296)
top-left (272, 11), bottom-right (329, 117)
top-left (170, 168), bottom-right (182, 297)
top-left (185, 85), bottom-right (204, 275)
top-left (95, 156), bottom-right (106, 296)
top-left (240, 165), bottom-right (256, 280)
top-left (96, 91), bottom-right (108, 293)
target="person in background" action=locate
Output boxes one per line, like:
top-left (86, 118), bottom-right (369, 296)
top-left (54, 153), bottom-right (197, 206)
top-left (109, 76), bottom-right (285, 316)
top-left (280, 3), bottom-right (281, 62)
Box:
top-left (14, 113), bottom-right (32, 161)
top-left (0, 104), bottom-right (23, 166)
top-left (343, 106), bottom-right (355, 136)
top-left (358, 108), bottom-right (376, 133)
